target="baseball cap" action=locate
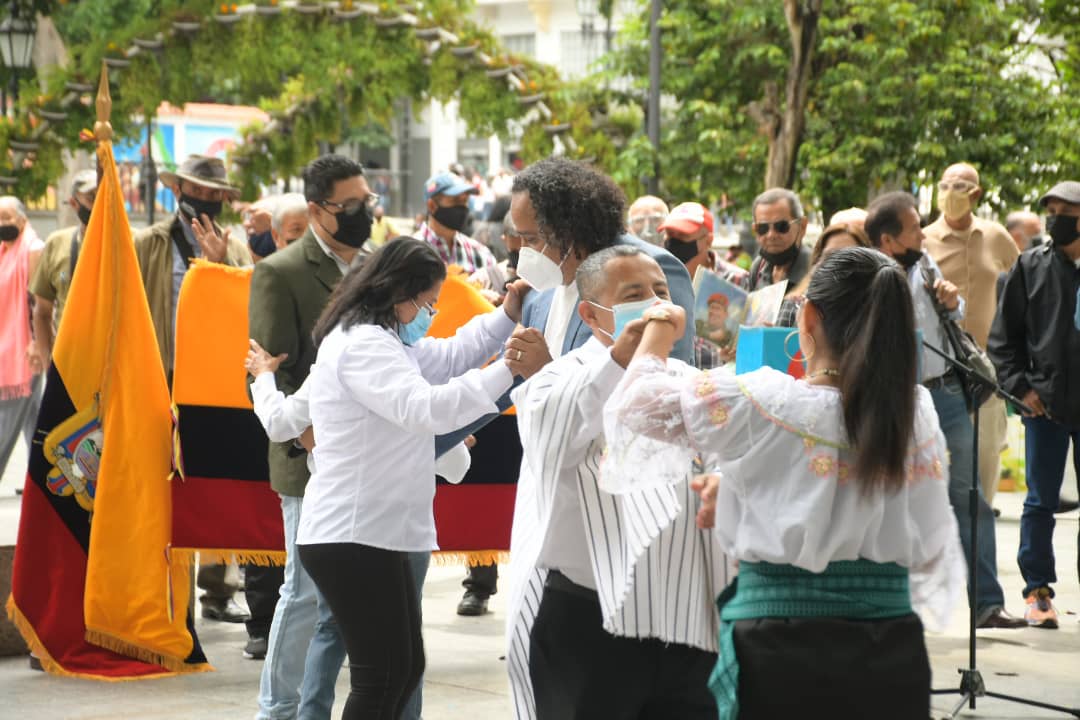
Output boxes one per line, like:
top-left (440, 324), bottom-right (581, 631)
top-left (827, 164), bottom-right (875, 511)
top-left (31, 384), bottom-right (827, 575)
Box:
top-left (424, 172), bottom-right (477, 200)
top-left (658, 202), bottom-right (714, 235)
top-left (1039, 181), bottom-right (1080, 207)
top-left (71, 169), bottom-right (98, 196)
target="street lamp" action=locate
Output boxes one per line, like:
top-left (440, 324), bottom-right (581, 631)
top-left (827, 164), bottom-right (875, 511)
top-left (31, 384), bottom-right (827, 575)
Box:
top-left (0, 9), bottom-right (36, 111)
top-left (577, 0), bottom-right (598, 69)
top-left (576, 0), bottom-right (598, 37)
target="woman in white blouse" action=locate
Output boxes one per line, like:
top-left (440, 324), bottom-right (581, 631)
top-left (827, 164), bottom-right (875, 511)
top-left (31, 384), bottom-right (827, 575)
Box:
top-left (602, 247), bottom-right (965, 720)
top-left (296, 237), bottom-right (528, 720)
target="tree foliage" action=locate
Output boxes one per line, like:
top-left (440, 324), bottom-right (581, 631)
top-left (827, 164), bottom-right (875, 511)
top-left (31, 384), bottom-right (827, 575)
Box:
top-left (4, 0), bottom-right (566, 199)
top-left (605, 0), bottom-right (1073, 218)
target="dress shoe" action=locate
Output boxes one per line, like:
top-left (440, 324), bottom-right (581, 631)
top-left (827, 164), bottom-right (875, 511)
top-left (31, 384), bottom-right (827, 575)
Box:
top-left (456, 591), bottom-right (489, 616)
top-left (976, 607), bottom-right (1028, 629)
top-left (201, 597), bottom-right (250, 623)
top-left (1055, 499), bottom-right (1079, 514)
top-left (28, 655), bottom-right (43, 671)
top-left (243, 635), bottom-right (268, 660)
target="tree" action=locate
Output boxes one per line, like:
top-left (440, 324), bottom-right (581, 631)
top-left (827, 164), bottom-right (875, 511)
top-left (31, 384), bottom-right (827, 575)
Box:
top-left (3, 0), bottom-right (569, 199)
top-left (606, 0), bottom-right (1067, 218)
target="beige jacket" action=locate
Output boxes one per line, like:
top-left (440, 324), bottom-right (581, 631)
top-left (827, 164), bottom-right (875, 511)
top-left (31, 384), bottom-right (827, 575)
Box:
top-left (133, 214), bottom-right (250, 371)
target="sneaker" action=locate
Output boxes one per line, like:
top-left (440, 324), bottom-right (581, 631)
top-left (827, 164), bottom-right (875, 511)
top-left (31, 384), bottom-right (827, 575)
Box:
top-left (1024, 588), bottom-right (1058, 629)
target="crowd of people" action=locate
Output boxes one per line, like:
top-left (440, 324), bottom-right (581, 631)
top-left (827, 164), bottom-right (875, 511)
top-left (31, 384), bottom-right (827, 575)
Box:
top-left (2, 149), bottom-right (1079, 719)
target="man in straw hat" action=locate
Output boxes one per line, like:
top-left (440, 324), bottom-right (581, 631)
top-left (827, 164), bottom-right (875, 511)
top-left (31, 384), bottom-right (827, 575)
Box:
top-left (133, 154), bottom-right (251, 625)
top-left (134, 154), bottom-right (250, 378)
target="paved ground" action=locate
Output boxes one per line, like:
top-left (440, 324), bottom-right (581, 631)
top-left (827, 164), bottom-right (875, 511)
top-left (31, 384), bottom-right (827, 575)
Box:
top-left (2, 434), bottom-right (1080, 719)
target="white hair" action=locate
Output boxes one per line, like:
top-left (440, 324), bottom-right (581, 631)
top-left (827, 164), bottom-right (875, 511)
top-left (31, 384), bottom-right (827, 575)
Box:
top-left (272, 192), bottom-right (309, 233)
top-left (0, 196), bottom-right (28, 220)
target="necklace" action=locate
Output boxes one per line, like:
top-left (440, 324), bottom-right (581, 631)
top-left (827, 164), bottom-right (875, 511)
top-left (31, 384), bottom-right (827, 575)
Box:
top-left (805, 368), bottom-right (840, 380)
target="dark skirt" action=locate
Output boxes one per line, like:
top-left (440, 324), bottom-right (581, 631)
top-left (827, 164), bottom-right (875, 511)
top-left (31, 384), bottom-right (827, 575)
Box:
top-left (733, 612), bottom-right (930, 719)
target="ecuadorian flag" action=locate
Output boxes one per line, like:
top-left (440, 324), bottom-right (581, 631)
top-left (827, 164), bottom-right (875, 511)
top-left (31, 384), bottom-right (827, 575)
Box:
top-left (5, 134), bottom-right (208, 677)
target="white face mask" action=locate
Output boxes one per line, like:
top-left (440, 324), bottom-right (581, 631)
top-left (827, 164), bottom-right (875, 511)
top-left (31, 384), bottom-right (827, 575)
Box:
top-left (516, 244), bottom-right (567, 291)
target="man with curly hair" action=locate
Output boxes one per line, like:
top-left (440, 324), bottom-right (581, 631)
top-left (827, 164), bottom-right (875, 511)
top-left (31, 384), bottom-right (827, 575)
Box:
top-left (504, 157), bottom-right (695, 373)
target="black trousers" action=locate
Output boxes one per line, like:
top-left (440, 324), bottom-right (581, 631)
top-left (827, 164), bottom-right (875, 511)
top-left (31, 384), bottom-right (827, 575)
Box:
top-left (299, 542), bottom-right (424, 720)
top-left (462, 562), bottom-right (498, 596)
top-left (732, 613), bottom-right (930, 719)
top-left (243, 564), bottom-right (284, 639)
top-left (529, 573), bottom-right (718, 720)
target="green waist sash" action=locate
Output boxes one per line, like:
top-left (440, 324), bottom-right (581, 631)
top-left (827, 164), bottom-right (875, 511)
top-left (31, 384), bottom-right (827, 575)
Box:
top-left (709, 560), bottom-right (913, 720)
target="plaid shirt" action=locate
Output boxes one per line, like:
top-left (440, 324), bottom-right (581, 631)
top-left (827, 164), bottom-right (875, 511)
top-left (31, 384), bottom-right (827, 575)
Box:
top-left (415, 222), bottom-right (497, 276)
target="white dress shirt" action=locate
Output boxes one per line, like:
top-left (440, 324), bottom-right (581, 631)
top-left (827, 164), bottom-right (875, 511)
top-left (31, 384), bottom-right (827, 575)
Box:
top-left (542, 282), bottom-right (579, 356)
top-left (251, 371), bottom-right (473, 482)
top-left (310, 224), bottom-right (352, 276)
top-left (297, 308), bottom-right (516, 552)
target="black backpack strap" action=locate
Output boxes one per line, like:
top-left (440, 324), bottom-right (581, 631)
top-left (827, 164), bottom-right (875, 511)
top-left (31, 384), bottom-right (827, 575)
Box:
top-left (170, 216), bottom-right (195, 269)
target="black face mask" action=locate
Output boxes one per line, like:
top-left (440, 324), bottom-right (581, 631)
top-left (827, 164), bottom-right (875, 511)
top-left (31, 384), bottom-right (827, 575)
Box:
top-left (507, 249), bottom-right (520, 270)
top-left (895, 248), bottom-right (924, 270)
top-left (320, 206), bottom-right (372, 249)
top-left (76, 203), bottom-right (93, 226)
top-left (249, 230), bottom-right (276, 258)
top-left (432, 204), bottom-right (470, 233)
top-left (1047, 214), bottom-right (1080, 248)
top-left (180, 194), bottom-right (223, 221)
top-left (0, 224), bottom-right (18, 242)
top-left (759, 242), bottom-right (800, 268)
top-left (666, 237), bottom-right (700, 264)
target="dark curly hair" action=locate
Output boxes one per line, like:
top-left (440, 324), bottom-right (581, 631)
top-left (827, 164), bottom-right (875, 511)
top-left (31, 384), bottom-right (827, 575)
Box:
top-left (511, 157), bottom-right (626, 257)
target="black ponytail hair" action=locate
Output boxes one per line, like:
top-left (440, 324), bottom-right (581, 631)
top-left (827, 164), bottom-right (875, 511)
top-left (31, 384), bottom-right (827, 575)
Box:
top-left (312, 236), bottom-right (447, 347)
top-left (805, 246), bottom-right (917, 495)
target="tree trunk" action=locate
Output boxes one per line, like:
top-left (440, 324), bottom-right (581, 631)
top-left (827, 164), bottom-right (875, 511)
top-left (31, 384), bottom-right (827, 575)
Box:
top-left (749, 0), bottom-right (824, 191)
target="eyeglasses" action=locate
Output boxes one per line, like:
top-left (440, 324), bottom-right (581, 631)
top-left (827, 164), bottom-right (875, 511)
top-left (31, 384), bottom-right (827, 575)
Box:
top-left (511, 229), bottom-right (545, 247)
top-left (938, 181), bottom-right (976, 192)
top-left (320, 194), bottom-right (380, 215)
top-left (754, 219), bottom-right (794, 236)
top-left (412, 299), bottom-right (438, 317)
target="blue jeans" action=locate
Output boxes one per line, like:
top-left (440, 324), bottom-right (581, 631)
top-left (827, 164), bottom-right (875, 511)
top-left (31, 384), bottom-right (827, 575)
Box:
top-left (296, 551), bottom-right (430, 720)
top-left (929, 380), bottom-right (1005, 614)
top-left (1018, 415), bottom-right (1080, 599)
top-left (257, 495), bottom-right (337, 720)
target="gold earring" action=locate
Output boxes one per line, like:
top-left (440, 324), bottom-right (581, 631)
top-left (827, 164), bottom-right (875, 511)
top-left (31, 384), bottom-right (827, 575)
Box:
top-left (784, 329), bottom-right (815, 362)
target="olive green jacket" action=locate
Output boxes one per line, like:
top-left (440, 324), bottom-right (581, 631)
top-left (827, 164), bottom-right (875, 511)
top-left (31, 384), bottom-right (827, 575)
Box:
top-left (248, 229), bottom-right (344, 497)
top-left (133, 214), bottom-right (251, 371)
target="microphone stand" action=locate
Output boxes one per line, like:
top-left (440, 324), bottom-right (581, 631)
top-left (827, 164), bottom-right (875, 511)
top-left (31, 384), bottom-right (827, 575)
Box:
top-left (923, 340), bottom-right (1079, 718)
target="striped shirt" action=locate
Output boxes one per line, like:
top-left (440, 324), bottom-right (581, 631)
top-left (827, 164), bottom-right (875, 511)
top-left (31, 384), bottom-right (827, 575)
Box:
top-left (505, 338), bottom-right (733, 720)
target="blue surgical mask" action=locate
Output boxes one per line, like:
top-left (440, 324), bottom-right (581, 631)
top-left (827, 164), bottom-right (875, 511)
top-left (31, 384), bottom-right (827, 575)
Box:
top-left (589, 296), bottom-right (662, 339)
top-left (398, 300), bottom-right (434, 345)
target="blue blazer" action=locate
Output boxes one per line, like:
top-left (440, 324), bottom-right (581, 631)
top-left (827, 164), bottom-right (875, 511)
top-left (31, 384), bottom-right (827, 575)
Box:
top-left (435, 234), bottom-right (695, 455)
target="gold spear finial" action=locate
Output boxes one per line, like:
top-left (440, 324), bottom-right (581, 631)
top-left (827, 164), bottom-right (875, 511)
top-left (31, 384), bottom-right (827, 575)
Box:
top-left (94, 62), bottom-right (113, 142)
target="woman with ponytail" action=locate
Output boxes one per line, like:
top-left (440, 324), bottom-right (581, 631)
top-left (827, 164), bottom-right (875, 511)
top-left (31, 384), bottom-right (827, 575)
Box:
top-left (601, 247), bottom-right (964, 719)
top-left (298, 236), bottom-right (530, 720)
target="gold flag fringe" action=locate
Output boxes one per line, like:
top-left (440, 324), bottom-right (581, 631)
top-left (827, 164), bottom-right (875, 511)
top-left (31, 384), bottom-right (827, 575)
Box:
top-left (5, 595), bottom-right (184, 682)
top-left (432, 550), bottom-right (509, 567)
top-left (167, 547), bottom-right (287, 567)
top-left (84, 628), bottom-right (213, 675)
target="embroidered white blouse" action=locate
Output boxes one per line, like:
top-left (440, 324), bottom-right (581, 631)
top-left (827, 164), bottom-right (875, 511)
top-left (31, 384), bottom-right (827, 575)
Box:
top-left (602, 359), bottom-right (966, 632)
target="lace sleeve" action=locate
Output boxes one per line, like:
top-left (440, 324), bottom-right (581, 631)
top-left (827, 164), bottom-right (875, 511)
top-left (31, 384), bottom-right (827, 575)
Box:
top-left (600, 355), bottom-right (697, 494)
